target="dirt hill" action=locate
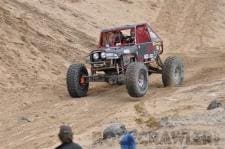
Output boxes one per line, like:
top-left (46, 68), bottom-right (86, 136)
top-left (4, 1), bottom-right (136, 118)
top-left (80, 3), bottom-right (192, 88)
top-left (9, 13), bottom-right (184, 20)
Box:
top-left (0, 0), bottom-right (225, 148)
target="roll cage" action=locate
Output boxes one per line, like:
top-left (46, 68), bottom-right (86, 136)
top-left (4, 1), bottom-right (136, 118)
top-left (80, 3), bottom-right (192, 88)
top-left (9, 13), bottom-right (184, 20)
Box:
top-left (98, 23), bottom-right (163, 53)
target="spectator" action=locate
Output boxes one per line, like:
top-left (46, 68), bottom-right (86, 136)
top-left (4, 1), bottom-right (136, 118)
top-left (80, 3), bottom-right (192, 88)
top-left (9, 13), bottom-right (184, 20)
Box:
top-left (120, 132), bottom-right (136, 149)
top-left (55, 125), bottom-right (82, 149)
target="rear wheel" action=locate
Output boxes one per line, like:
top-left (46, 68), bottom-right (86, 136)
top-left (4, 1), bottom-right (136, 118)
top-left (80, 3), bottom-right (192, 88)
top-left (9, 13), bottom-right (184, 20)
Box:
top-left (162, 56), bottom-right (184, 87)
top-left (126, 62), bottom-right (149, 97)
top-left (67, 64), bottom-right (89, 97)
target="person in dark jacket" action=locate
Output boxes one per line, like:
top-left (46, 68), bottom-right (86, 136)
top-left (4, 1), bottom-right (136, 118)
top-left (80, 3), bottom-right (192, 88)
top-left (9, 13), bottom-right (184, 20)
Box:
top-left (55, 125), bottom-right (82, 149)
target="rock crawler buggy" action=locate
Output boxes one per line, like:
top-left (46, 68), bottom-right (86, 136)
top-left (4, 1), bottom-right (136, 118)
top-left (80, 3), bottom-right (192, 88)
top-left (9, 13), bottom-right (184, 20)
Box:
top-left (67, 23), bottom-right (184, 98)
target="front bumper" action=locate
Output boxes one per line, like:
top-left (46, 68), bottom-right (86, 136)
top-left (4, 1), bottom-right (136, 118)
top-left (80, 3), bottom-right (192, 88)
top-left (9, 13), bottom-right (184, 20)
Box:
top-left (88, 58), bottom-right (116, 71)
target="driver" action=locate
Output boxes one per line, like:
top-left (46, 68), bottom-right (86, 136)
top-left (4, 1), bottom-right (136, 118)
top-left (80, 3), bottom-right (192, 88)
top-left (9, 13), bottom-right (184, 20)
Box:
top-left (121, 29), bottom-right (135, 45)
top-left (114, 31), bottom-right (124, 46)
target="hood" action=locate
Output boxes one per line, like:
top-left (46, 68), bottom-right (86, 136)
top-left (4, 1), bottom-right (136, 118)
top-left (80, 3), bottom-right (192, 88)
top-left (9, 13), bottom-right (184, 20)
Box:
top-left (90, 46), bottom-right (137, 57)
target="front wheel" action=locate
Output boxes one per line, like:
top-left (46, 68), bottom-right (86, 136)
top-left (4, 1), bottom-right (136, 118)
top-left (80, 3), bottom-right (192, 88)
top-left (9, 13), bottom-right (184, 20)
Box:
top-left (126, 63), bottom-right (149, 97)
top-left (67, 64), bottom-right (89, 97)
top-left (162, 56), bottom-right (184, 87)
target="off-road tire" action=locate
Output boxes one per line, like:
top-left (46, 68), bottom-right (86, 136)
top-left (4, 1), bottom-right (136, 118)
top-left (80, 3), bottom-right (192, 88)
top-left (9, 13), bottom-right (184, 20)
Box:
top-left (67, 64), bottom-right (89, 97)
top-left (162, 56), bottom-right (184, 87)
top-left (126, 62), bottom-right (149, 97)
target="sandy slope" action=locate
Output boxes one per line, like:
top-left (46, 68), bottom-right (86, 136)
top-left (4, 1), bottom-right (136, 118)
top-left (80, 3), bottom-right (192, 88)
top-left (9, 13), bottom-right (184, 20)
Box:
top-left (0, 0), bottom-right (225, 148)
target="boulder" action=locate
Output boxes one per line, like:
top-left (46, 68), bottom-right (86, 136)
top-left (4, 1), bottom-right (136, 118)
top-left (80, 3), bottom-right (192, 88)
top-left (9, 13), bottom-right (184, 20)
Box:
top-left (207, 100), bottom-right (222, 110)
top-left (103, 123), bottom-right (127, 139)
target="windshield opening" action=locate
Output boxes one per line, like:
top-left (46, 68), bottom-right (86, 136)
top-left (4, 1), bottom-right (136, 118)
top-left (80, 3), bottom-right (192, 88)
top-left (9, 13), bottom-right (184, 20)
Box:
top-left (100, 28), bottom-right (135, 48)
